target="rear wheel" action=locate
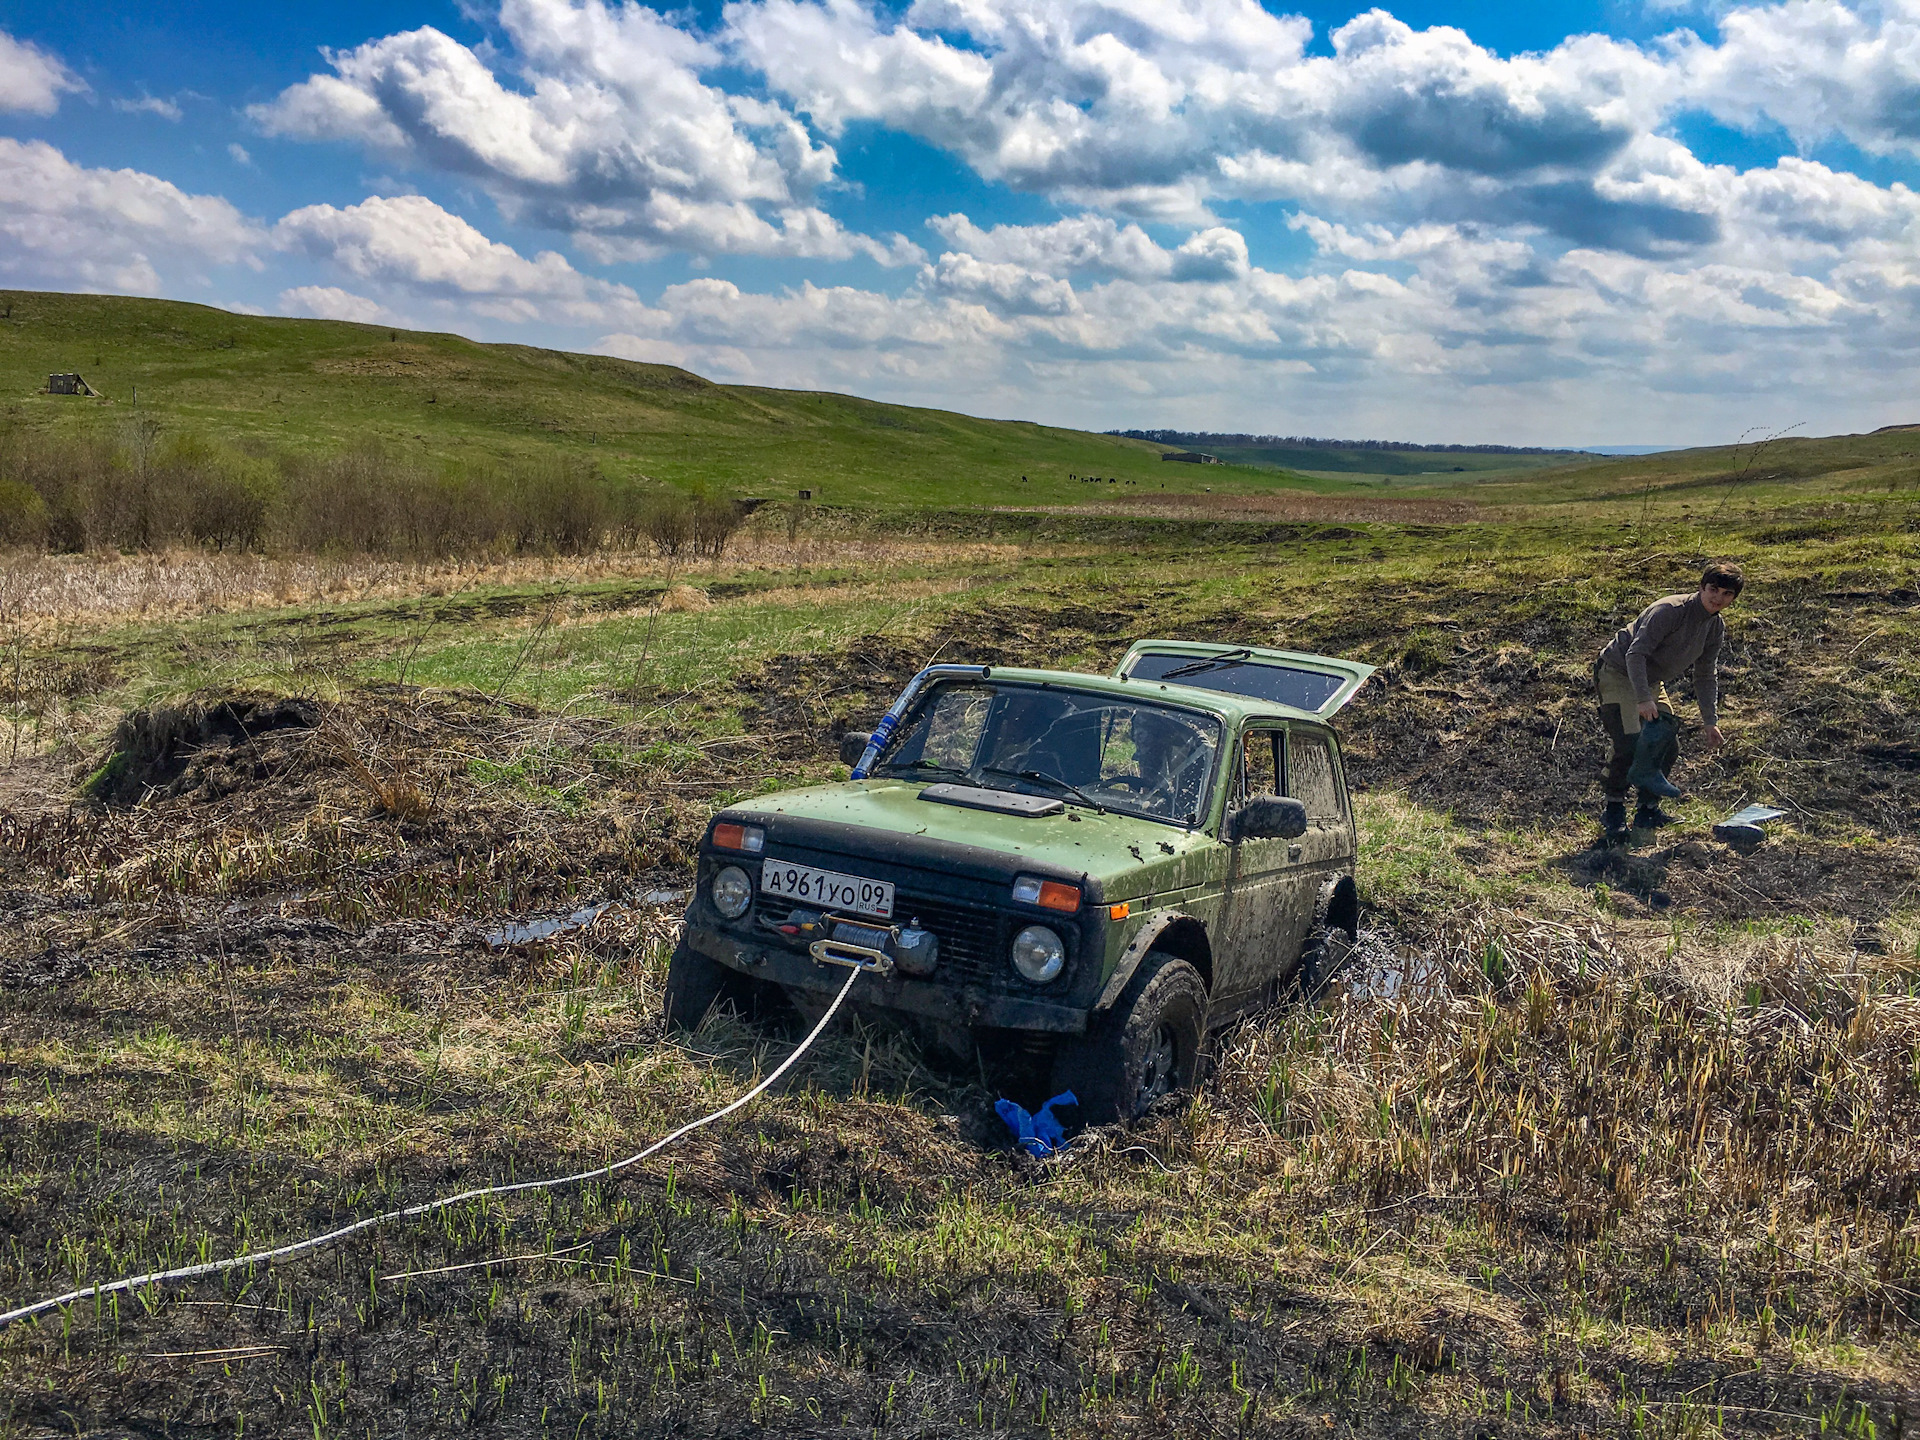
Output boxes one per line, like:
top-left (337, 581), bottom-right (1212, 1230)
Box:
top-left (1051, 953), bottom-right (1207, 1126)
top-left (1296, 919), bottom-right (1356, 1000)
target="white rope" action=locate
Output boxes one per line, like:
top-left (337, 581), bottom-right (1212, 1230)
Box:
top-left (0, 965), bottom-right (862, 1329)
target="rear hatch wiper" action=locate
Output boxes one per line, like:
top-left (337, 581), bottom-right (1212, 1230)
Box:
top-left (1161, 647), bottom-right (1251, 679)
top-left (975, 765), bottom-right (1105, 814)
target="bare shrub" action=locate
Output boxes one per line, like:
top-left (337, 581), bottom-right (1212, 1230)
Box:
top-left (638, 491), bottom-right (694, 556)
top-left (0, 478), bottom-right (48, 547)
top-left (506, 456), bottom-right (608, 554)
top-left (690, 495), bottom-right (746, 559)
top-left (186, 470), bottom-right (270, 551)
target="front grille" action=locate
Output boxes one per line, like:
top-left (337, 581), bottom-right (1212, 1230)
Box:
top-left (895, 895), bottom-right (1004, 987)
top-left (751, 891), bottom-right (1009, 988)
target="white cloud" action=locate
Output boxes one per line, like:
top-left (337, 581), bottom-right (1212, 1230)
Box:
top-left (272, 192), bottom-right (658, 325)
top-left (0, 138), bottom-right (263, 292)
top-left (726, 0), bottom-right (1920, 259)
top-left (229, 143), bottom-right (253, 167)
top-left (728, 0), bottom-right (1680, 239)
top-left (278, 285), bottom-right (395, 323)
top-left (592, 136), bottom-right (1920, 438)
top-left (927, 213), bottom-right (1249, 281)
top-left (0, 29), bottom-right (82, 115)
top-left (251, 0), bottom-right (919, 264)
top-left (926, 251), bottom-right (1080, 314)
top-left (1678, 0), bottom-right (1920, 159)
top-left (114, 93), bottom-right (184, 121)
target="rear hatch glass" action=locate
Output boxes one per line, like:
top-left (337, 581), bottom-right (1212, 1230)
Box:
top-left (1114, 643), bottom-right (1375, 717)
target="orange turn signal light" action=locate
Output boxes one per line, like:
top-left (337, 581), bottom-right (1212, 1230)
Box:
top-left (1108, 902), bottom-right (1130, 921)
top-left (1036, 880), bottom-right (1081, 913)
top-left (711, 822), bottom-right (765, 853)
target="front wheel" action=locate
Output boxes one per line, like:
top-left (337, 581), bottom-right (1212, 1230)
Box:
top-left (1051, 953), bottom-right (1207, 1126)
top-left (662, 938), bottom-right (780, 1032)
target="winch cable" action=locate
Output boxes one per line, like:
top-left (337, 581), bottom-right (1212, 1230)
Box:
top-left (0, 963), bottom-right (864, 1330)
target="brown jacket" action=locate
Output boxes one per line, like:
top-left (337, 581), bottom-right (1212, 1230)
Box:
top-left (1597, 592), bottom-right (1724, 725)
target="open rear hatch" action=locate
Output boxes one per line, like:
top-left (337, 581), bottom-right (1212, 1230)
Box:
top-left (1112, 641), bottom-right (1375, 717)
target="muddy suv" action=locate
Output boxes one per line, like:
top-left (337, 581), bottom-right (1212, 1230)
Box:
top-left (667, 641), bottom-right (1374, 1123)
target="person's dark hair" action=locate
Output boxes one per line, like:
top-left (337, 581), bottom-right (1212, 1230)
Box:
top-left (1702, 561), bottom-right (1744, 595)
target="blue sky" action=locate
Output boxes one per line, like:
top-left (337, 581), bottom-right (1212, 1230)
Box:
top-left (3, 0), bottom-right (1919, 444)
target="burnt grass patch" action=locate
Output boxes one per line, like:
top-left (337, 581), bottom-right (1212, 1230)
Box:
top-left (2, 533), bottom-right (1917, 1437)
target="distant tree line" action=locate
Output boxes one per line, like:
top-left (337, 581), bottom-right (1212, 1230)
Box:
top-left (1111, 430), bottom-right (1586, 456)
top-left (0, 417), bottom-right (748, 559)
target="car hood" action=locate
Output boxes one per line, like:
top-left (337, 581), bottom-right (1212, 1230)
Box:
top-left (729, 779), bottom-right (1216, 901)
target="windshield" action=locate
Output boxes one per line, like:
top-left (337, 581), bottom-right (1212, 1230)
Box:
top-left (875, 681), bottom-right (1222, 826)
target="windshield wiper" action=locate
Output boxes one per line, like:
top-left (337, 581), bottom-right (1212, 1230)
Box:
top-left (975, 765), bottom-right (1105, 814)
top-left (877, 759), bottom-right (971, 780)
top-left (1162, 647), bottom-right (1251, 679)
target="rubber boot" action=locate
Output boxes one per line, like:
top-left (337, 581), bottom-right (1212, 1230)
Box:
top-left (1634, 792), bottom-right (1676, 829)
top-left (1601, 800), bottom-right (1629, 843)
top-left (1626, 717), bottom-right (1682, 799)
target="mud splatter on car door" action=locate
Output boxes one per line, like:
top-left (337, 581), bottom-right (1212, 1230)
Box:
top-left (1210, 725), bottom-right (1314, 1008)
top-left (1285, 725), bottom-right (1353, 929)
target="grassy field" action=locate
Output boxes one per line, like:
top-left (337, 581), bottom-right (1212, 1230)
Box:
top-left (1182, 442), bottom-right (1584, 481)
top-left (1, 493), bottom-right (1917, 1435)
top-left (0, 291), bottom-right (1330, 511)
top-left (1418, 428), bottom-right (1920, 513)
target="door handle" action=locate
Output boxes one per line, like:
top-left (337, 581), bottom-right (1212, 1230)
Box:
top-left (1287, 844), bottom-right (1302, 862)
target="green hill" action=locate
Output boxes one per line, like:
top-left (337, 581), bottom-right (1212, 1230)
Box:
top-left (0, 290), bottom-right (1300, 509)
top-left (1417, 427), bottom-right (1920, 510)
top-left (1188, 442), bottom-right (1582, 479)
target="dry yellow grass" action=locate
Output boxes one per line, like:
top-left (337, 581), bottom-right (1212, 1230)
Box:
top-left (0, 535), bottom-right (1046, 629)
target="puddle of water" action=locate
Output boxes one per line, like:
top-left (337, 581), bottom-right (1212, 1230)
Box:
top-left (482, 889), bottom-right (689, 948)
top-left (485, 903), bottom-right (617, 947)
top-left (1332, 927), bottom-right (1451, 1004)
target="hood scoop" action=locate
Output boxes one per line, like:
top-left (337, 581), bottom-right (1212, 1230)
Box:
top-left (918, 783), bottom-right (1064, 817)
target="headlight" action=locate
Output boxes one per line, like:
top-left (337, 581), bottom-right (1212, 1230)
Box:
top-left (1011, 924), bottom-right (1066, 983)
top-left (711, 865), bottom-right (753, 919)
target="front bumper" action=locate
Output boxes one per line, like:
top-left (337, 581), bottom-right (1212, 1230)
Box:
top-left (685, 922), bottom-right (1094, 1033)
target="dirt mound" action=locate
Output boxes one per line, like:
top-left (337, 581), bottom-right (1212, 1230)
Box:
top-left (84, 695), bottom-right (321, 806)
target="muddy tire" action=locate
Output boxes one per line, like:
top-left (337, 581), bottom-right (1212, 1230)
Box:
top-left (1051, 953), bottom-right (1207, 1126)
top-left (1296, 920), bottom-right (1356, 999)
top-left (663, 938), bottom-right (748, 1032)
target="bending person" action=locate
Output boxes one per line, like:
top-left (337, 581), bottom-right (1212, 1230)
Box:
top-left (1593, 561), bottom-right (1743, 841)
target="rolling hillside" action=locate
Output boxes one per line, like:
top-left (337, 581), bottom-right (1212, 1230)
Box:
top-left (0, 291), bottom-right (1291, 509)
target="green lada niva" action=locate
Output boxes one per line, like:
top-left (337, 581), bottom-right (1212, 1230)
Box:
top-left (667, 640), bottom-right (1374, 1124)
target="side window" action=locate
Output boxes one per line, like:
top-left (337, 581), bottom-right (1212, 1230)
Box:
top-left (1236, 729), bottom-right (1281, 804)
top-left (1286, 731), bottom-right (1344, 821)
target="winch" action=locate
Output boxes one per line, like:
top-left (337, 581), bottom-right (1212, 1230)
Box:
top-left (769, 906), bottom-right (939, 977)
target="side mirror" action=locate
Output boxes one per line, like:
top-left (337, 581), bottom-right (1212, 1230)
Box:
top-left (1227, 795), bottom-right (1308, 842)
top-left (838, 731), bottom-right (873, 767)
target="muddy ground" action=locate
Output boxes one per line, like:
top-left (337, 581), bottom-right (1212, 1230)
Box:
top-left (3, 567), bottom-right (1913, 1005)
top-left (0, 570), bottom-right (1915, 1438)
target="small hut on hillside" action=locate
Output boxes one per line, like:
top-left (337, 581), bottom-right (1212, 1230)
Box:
top-left (47, 374), bottom-right (97, 396)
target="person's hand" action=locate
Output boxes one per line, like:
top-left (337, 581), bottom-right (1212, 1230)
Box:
top-left (1703, 724), bottom-right (1724, 751)
top-left (1637, 701), bottom-right (1660, 722)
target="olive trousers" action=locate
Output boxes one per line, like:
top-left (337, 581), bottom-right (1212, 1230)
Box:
top-left (1595, 660), bottom-right (1676, 804)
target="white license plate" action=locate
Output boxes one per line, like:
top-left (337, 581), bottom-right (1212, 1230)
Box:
top-left (759, 860), bottom-right (895, 919)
